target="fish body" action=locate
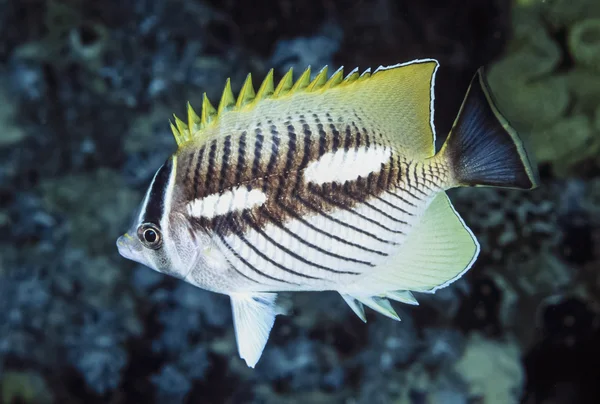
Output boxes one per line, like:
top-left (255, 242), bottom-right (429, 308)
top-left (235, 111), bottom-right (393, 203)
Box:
top-left (117, 59), bottom-right (538, 367)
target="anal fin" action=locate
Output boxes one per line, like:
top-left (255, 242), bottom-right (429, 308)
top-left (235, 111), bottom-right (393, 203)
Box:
top-left (384, 290), bottom-right (419, 306)
top-left (342, 294), bottom-right (401, 321)
top-left (340, 293), bottom-right (367, 322)
top-left (229, 292), bottom-right (284, 368)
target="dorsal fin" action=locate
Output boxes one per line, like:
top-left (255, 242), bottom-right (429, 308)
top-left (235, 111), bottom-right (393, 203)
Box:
top-left (307, 66), bottom-right (329, 92)
top-left (273, 67), bottom-right (294, 98)
top-left (323, 66), bottom-right (344, 89)
top-left (236, 73), bottom-right (256, 109)
top-left (170, 59), bottom-right (440, 157)
top-left (255, 69), bottom-right (275, 100)
top-left (290, 66), bottom-right (312, 92)
top-left (217, 78), bottom-right (235, 116)
top-left (186, 102), bottom-right (202, 135)
top-left (201, 93), bottom-right (217, 127)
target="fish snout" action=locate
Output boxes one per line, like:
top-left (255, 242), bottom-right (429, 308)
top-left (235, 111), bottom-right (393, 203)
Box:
top-left (116, 233), bottom-right (137, 260)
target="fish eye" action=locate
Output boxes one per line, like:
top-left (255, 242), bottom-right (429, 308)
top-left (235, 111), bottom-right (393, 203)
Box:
top-left (137, 223), bottom-right (163, 249)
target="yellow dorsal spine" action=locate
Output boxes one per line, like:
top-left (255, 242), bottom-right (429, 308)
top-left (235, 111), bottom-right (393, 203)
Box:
top-left (187, 102), bottom-right (202, 135)
top-left (290, 66), bottom-right (311, 92)
top-left (255, 69), bottom-right (275, 100)
top-left (358, 68), bottom-right (372, 81)
top-left (170, 121), bottom-right (186, 146)
top-left (323, 66), bottom-right (344, 89)
top-left (217, 78), bottom-right (236, 116)
top-left (307, 66), bottom-right (329, 92)
top-left (343, 67), bottom-right (360, 85)
top-left (273, 68), bottom-right (294, 97)
top-left (235, 73), bottom-right (256, 109)
top-left (201, 93), bottom-right (217, 127)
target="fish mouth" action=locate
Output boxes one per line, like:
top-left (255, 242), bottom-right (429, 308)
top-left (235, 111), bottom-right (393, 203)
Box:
top-left (116, 233), bottom-right (137, 261)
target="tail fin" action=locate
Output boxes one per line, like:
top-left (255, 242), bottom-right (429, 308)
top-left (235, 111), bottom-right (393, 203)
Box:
top-left (439, 68), bottom-right (539, 189)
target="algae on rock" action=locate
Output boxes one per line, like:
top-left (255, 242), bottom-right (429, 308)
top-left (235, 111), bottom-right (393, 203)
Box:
top-left (454, 333), bottom-right (523, 404)
top-left (486, 1), bottom-right (600, 177)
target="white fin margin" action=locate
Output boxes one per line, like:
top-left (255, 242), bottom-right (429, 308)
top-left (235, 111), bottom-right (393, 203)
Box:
top-left (229, 292), bottom-right (284, 368)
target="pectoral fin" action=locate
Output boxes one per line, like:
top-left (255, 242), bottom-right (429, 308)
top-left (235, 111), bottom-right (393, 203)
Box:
top-left (229, 292), bottom-right (284, 368)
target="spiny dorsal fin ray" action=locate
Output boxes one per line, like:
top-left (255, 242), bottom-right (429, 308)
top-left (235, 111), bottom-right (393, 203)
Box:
top-left (217, 78), bottom-right (235, 116)
top-left (171, 59), bottom-right (439, 158)
top-left (255, 69), bottom-right (275, 100)
top-left (273, 67), bottom-right (294, 98)
top-left (307, 66), bottom-right (329, 92)
top-left (236, 73), bottom-right (256, 109)
top-left (170, 121), bottom-right (187, 145)
top-left (323, 66), bottom-right (344, 89)
top-left (201, 93), bottom-right (217, 127)
top-left (186, 102), bottom-right (201, 135)
top-left (290, 66), bottom-right (312, 92)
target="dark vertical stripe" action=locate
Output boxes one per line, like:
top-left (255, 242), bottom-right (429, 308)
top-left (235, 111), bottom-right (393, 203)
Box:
top-left (295, 124), bottom-right (312, 193)
top-left (219, 135), bottom-right (232, 191)
top-left (330, 124), bottom-right (341, 152)
top-left (385, 151), bottom-right (395, 188)
top-left (252, 128), bottom-right (264, 177)
top-left (193, 146), bottom-right (206, 199)
top-left (265, 126), bottom-right (280, 191)
top-left (355, 126), bottom-right (362, 149)
top-left (235, 131), bottom-right (247, 185)
top-left (278, 124), bottom-right (297, 198)
top-left (302, 123), bottom-right (312, 165)
top-left (317, 123), bottom-right (327, 157)
top-left (183, 152), bottom-right (194, 190)
top-left (205, 141), bottom-right (218, 194)
top-left (142, 157), bottom-right (173, 224)
top-left (344, 126), bottom-right (353, 151)
top-left (413, 162), bottom-right (428, 196)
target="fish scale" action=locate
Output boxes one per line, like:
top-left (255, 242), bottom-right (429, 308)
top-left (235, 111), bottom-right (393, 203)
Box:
top-left (117, 60), bottom-right (539, 368)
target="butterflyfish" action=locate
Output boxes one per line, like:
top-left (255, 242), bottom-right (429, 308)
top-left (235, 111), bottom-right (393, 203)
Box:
top-left (116, 59), bottom-right (539, 368)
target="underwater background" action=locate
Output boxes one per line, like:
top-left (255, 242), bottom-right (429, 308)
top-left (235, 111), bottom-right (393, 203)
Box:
top-left (1, 0), bottom-right (600, 402)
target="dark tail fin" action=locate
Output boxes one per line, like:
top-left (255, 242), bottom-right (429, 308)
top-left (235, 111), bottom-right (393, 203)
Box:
top-left (439, 68), bottom-right (539, 189)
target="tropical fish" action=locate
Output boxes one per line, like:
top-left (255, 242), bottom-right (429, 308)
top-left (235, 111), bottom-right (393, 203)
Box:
top-left (116, 59), bottom-right (538, 368)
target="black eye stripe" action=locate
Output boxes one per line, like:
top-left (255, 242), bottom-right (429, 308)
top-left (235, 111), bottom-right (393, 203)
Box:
top-left (142, 157), bottom-right (173, 226)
